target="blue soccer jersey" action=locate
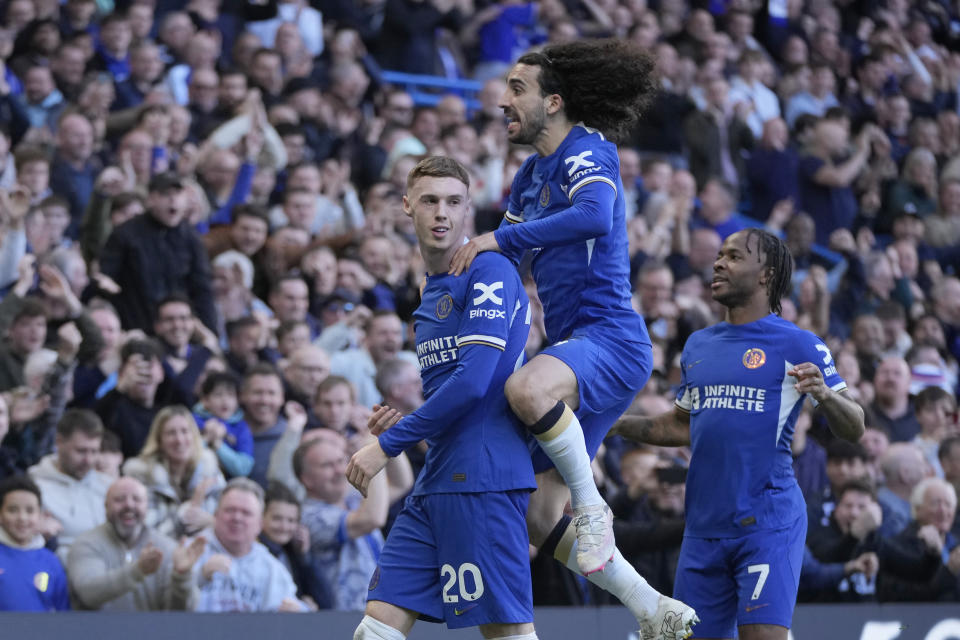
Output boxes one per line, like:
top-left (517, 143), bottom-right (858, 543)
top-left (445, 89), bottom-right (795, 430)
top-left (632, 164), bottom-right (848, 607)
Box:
top-left (675, 314), bottom-right (847, 538)
top-left (493, 125), bottom-right (648, 345)
top-left (378, 252), bottom-right (536, 496)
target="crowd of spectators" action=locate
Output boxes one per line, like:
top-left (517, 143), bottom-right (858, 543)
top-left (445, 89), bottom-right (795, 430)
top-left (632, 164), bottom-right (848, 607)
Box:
top-left (0, 0), bottom-right (959, 616)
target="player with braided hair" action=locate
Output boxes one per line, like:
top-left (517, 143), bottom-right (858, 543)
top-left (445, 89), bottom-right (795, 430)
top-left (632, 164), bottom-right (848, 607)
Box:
top-left (615, 229), bottom-right (865, 640)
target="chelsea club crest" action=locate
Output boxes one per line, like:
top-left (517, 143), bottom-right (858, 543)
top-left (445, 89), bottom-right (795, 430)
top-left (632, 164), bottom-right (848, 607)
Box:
top-left (742, 348), bottom-right (766, 369)
top-left (539, 184), bottom-right (550, 207)
top-left (436, 294), bottom-right (453, 319)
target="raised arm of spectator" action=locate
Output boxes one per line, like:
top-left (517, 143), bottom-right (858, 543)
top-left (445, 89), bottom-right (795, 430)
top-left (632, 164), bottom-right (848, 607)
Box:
top-left (459, 4), bottom-right (504, 46)
top-left (208, 133), bottom-right (260, 227)
top-left (168, 536), bottom-right (205, 610)
top-left (812, 127), bottom-right (875, 188)
top-left (578, 0), bottom-right (615, 34)
top-left (204, 108), bottom-right (287, 171)
top-left (266, 429), bottom-right (304, 499)
top-left (807, 265), bottom-right (831, 338)
top-left (896, 34), bottom-right (933, 86)
top-left (29, 323), bottom-right (83, 458)
top-left (266, 401), bottom-right (308, 498)
top-left (325, 162), bottom-right (365, 232)
top-left (669, 198), bottom-right (692, 258)
top-left (79, 186), bottom-right (115, 267)
top-left (884, 246), bottom-right (915, 312)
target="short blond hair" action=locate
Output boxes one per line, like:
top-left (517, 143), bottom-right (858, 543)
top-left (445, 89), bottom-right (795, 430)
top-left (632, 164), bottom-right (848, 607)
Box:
top-left (406, 155), bottom-right (469, 192)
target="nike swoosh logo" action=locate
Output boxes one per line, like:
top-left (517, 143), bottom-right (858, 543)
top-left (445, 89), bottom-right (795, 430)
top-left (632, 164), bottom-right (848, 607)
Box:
top-left (686, 359), bottom-right (704, 369)
top-left (745, 603), bottom-right (769, 613)
top-left (454, 603), bottom-right (479, 616)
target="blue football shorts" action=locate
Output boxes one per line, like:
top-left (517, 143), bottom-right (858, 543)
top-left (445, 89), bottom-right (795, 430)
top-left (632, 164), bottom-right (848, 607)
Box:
top-left (531, 328), bottom-right (652, 473)
top-left (367, 490), bottom-right (533, 629)
top-left (674, 515), bottom-right (807, 638)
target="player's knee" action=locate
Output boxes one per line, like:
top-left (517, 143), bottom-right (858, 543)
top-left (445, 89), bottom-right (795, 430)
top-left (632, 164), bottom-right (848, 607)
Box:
top-left (504, 370), bottom-right (530, 412)
top-left (353, 615), bottom-right (406, 640)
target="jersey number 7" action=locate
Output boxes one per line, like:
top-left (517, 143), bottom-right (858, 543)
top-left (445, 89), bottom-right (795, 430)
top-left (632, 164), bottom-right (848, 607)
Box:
top-left (747, 564), bottom-right (770, 600)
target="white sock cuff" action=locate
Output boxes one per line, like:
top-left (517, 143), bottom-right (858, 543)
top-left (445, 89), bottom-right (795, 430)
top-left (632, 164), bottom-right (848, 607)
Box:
top-left (354, 615), bottom-right (406, 640)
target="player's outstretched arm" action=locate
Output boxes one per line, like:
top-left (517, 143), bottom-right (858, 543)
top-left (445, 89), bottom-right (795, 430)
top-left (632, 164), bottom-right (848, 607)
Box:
top-left (610, 406), bottom-right (691, 446)
top-left (788, 362), bottom-right (865, 442)
top-left (493, 181), bottom-right (615, 256)
top-left (376, 343), bottom-right (506, 455)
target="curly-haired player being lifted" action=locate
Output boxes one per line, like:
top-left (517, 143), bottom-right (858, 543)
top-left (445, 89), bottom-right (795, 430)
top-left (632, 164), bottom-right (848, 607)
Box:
top-left (449, 39), bottom-right (698, 638)
top-left (614, 229), bottom-right (865, 640)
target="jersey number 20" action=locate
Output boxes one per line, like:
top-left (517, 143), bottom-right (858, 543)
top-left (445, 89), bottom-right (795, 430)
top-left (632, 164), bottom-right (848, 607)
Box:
top-left (441, 563), bottom-right (485, 603)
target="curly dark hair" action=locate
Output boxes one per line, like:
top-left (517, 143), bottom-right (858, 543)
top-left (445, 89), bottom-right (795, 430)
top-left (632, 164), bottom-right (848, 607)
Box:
top-left (516, 39), bottom-right (658, 142)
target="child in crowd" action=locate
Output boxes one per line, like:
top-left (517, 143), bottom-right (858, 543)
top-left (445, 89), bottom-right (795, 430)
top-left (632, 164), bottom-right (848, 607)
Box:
top-left (192, 371), bottom-right (254, 478)
top-left (258, 482), bottom-right (333, 610)
top-left (38, 196), bottom-right (71, 250)
top-left (13, 146), bottom-right (50, 203)
top-left (95, 430), bottom-right (123, 478)
top-left (0, 475), bottom-right (70, 611)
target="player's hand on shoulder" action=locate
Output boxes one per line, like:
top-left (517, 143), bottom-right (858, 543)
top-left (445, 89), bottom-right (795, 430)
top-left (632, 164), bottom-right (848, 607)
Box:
top-left (788, 362), bottom-right (829, 402)
top-left (368, 404), bottom-right (403, 435)
top-left (448, 232), bottom-right (501, 276)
